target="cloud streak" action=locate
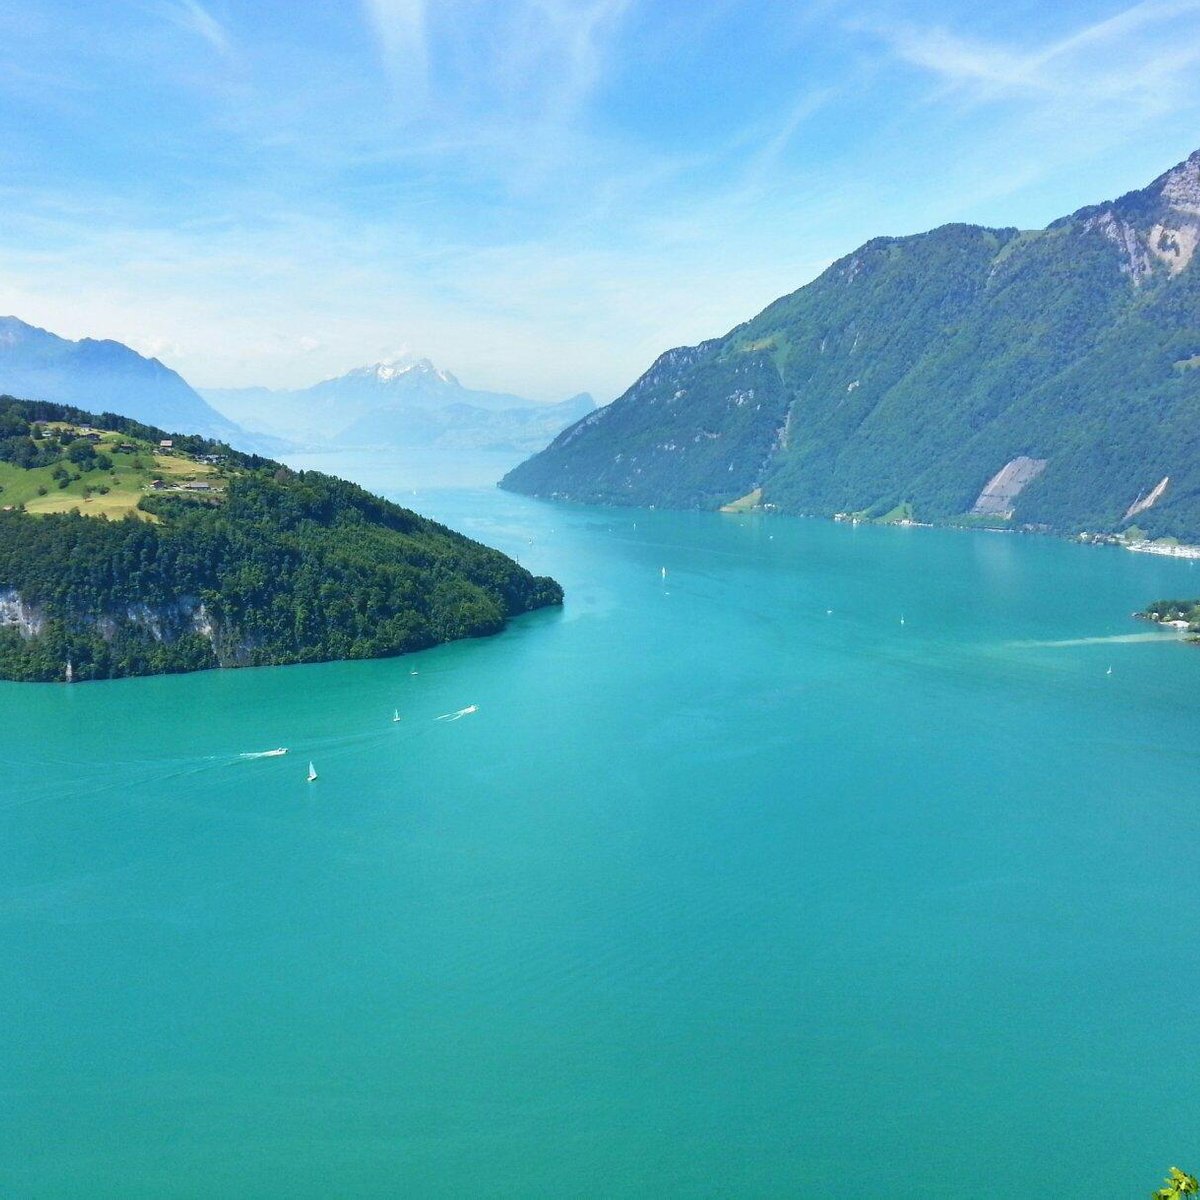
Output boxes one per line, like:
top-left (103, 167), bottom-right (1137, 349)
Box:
top-left (865, 0), bottom-right (1200, 109)
top-left (164, 0), bottom-right (232, 56)
top-left (5, 0), bottom-right (1200, 404)
top-left (362, 0), bottom-right (428, 111)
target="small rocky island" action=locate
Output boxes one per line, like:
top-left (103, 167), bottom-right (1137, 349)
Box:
top-left (0, 397), bottom-right (562, 681)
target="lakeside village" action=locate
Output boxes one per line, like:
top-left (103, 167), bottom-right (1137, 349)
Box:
top-left (824, 503), bottom-right (1200, 561)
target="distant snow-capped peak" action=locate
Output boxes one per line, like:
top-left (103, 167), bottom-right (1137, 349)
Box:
top-left (339, 356), bottom-right (461, 388)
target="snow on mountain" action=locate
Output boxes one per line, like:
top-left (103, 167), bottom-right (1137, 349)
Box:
top-left (204, 355), bottom-right (595, 449)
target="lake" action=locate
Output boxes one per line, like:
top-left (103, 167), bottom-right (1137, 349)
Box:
top-left (3, 448), bottom-right (1199, 1198)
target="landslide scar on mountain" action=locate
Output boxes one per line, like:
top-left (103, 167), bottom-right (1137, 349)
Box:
top-left (500, 148), bottom-right (1200, 537)
top-left (970, 457), bottom-right (1048, 518)
top-left (1125, 476), bottom-right (1170, 521)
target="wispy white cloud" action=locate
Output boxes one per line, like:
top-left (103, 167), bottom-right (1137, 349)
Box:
top-left (5, 0), bottom-right (1200, 403)
top-left (163, 0), bottom-right (232, 56)
top-left (843, 0), bottom-right (1200, 218)
top-left (495, 0), bottom-right (634, 117)
top-left (865, 0), bottom-right (1200, 109)
top-left (0, 170), bottom-right (830, 401)
top-left (1037, 0), bottom-right (1200, 63)
top-left (362, 0), bottom-right (428, 111)
top-left (356, 0), bottom-right (637, 187)
top-left (871, 25), bottom-right (1040, 94)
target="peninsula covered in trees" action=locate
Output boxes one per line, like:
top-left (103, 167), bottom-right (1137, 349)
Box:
top-left (1138, 598), bottom-right (1200, 635)
top-left (0, 396), bottom-right (562, 681)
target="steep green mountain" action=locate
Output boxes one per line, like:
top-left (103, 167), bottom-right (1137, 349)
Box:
top-left (0, 397), bottom-right (561, 681)
top-left (503, 149), bottom-right (1200, 540)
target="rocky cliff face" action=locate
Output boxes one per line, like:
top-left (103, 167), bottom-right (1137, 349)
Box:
top-left (1070, 148), bottom-right (1200, 281)
top-left (0, 589), bottom-right (45, 637)
top-left (0, 589), bottom-right (273, 675)
top-left (502, 147), bottom-right (1200, 541)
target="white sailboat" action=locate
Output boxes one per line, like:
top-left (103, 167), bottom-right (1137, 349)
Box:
top-left (393, 709), bottom-right (402, 722)
top-left (307, 761), bottom-right (318, 782)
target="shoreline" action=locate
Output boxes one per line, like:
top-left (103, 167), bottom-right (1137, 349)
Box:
top-left (506, 483), bottom-right (1200, 562)
top-left (1123, 539), bottom-right (1200, 559)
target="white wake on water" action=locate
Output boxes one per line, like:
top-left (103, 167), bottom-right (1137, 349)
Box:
top-left (436, 705), bottom-right (479, 721)
top-left (1008, 631), bottom-right (1186, 649)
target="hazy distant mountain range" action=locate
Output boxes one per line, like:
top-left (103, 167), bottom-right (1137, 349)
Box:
top-left (0, 316), bottom-right (243, 442)
top-left (203, 357), bottom-right (595, 452)
top-left (0, 319), bottom-right (593, 458)
top-left (504, 148), bottom-right (1200, 541)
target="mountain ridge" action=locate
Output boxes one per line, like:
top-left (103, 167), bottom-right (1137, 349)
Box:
top-left (501, 147), bottom-right (1200, 541)
top-left (0, 317), bottom-right (245, 443)
top-left (204, 354), bottom-right (595, 451)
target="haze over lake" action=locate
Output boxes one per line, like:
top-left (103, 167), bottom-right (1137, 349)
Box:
top-left (4, 450), bottom-right (1199, 1198)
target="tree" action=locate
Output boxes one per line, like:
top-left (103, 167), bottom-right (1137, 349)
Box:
top-left (66, 438), bottom-right (97, 468)
top-left (1155, 1166), bottom-right (1199, 1199)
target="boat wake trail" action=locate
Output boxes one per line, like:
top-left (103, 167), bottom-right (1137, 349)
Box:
top-left (436, 705), bottom-right (478, 722)
top-left (238, 748), bottom-right (289, 760)
top-left (1008, 631), bottom-right (1185, 649)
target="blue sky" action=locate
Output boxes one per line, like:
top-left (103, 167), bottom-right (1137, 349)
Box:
top-left (2, 0), bottom-right (1199, 400)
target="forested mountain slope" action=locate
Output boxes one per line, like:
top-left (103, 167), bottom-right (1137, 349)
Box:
top-left (0, 397), bottom-right (561, 681)
top-left (503, 149), bottom-right (1200, 540)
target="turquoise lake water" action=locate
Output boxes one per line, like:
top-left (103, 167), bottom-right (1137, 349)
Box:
top-left (3, 450), bottom-right (1200, 1197)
